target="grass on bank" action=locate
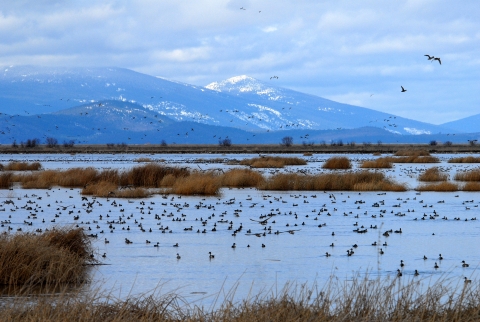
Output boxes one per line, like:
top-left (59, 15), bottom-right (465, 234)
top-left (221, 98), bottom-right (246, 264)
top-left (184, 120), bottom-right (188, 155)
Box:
top-left (454, 169), bottom-right (480, 182)
top-left (359, 159), bottom-right (393, 169)
top-left (0, 227), bottom-right (95, 288)
top-left (448, 156), bottom-right (480, 163)
top-left (239, 156), bottom-right (307, 168)
top-left (322, 156), bottom-right (352, 170)
top-left (394, 149), bottom-right (431, 157)
top-left (1, 162), bottom-right (42, 171)
top-left (415, 182), bottom-right (459, 192)
top-left (259, 171), bottom-right (407, 191)
top-left (221, 168), bottom-right (265, 188)
top-left (418, 167), bottom-right (448, 182)
top-left (380, 156), bottom-right (440, 163)
top-left (1, 275), bottom-right (479, 321)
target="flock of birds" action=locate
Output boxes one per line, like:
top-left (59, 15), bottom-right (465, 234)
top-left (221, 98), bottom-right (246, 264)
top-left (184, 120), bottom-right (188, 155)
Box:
top-left (0, 155), bottom-right (478, 286)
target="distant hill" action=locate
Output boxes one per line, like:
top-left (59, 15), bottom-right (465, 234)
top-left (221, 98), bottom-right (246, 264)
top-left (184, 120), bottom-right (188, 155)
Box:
top-left (441, 114), bottom-right (480, 133)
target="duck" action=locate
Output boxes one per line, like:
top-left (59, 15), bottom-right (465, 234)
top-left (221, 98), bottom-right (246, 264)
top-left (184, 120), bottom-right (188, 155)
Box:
top-left (438, 254), bottom-right (443, 260)
top-left (434, 262), bottom-right (439, 269)
top-left (176, 253), bottom-right (181, 260)
top-left (209, 252), bottom-right (215, 259)
top-left (462, 260), bottom-right (469, 268)
top-left (397, 269), bottom-right (402, 277)
top-left (231, 243), bottom-right (236, 249)
top-left (414, 270), bottom-right (420, 276)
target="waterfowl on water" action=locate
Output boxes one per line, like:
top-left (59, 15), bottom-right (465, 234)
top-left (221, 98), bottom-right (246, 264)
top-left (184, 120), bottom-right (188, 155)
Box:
top-left (414, 270), bottom-right (420, 276)
top-left (209, 252), bottom-right (215, 259)
top-left (462, 260), bottom-right (469, 268)
top-left (464, 277), bottom-right (472, 284)
top-left (434, 262), bottom-right (439, 269)
top-left (397, 269), bottom-right (402, 277)
top-left (176, 253), bottom-right (181, 260)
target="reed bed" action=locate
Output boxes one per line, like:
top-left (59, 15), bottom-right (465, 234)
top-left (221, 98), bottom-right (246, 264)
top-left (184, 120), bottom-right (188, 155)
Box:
top-left (170, 172), bottom-right (221, 196)
top-left (119, 164), bottom-right (190, 187)
top-left (259, 172), bottom-right (407, 191)
top-left (322, 157), bottom-right (352, 170)
top-left (359, 159), bottom-right (393, 169)
top-left (0, 173), bottom-right (12, 189)
top-left (394, 149), bottom-right (431, 157)
top-left (0, 227), bottom-right (95, 287)
top-left (380, 156), bottom-right (440, 163)
top-left (454, 169), bottom-right (480, 182)
top-left (1, 276), bottom-right (479, 321)
top-left (134, 157), bottom-right (153, 162)
top-left (221, 168), bottom-right (266, 188)
top-left (418, 167), bottom-right (448, 182)
top-left (448, 156), bottom-right (480, 163)
top-left (240, 156), bottom-right (307, 168)
top-left (3, 161), bottom-right (42, 171)
top-left (416, 182), bottom-right (459, 192)
top-left (462, 182), bottom-right (480, 191)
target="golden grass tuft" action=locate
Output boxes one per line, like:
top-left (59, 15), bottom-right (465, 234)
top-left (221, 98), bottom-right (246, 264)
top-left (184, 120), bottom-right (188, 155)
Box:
top-left (0, 227), bottom-right (95, 287)
top-left (3, 161), bottom-right (42, 171)
top-left (120, 164), bottom-right (190, 187)
top-left (448, 156), bottom-right (480, 163)
top-left (240, 156), bottom-right (307, 168)
top-left (462, 182), bottom-right (480, 191)
top-left (418, 167), bottom-right (448, 182)
top-left (322, 156), bottom-right (352, 170)
top-left (57, 167), bottom-right (99, 187)
top-left (221, 168), bottom-right (265, 187)
top-left (395, 149), bottom-right (430, 157)
top-left (0, 173), bottom-right (13, 189)
top-left (259, 171), bottom-right (406, 191)
top-left (380, 156), bottom-right (439, 163)
top-left (416, 181), bottom-right (459, 191)
top-left (81, 181), bottom-right (118, 197)
top-left (454, 169), bottom-right (480, 182)
top-left (17, 170), bottom-right (58, 189)
top-left (359, 159), bottom-right (393, 169)
top-left (170, 172), bottom-right (221, 196)
top-left (134, 157), bottom-right (153, 162)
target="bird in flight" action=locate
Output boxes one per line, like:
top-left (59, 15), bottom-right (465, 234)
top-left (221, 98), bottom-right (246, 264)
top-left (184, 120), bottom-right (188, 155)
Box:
top-left (433, 57), bottom-right (441, 65)
top-left (424, 54), bottom-right (435, 61)
top-left (401, 86), bottom-right (407, 92)
top-left (240, 7), bottom-right (245, 10)
top-left (270, 76), bottom-right (279, 80)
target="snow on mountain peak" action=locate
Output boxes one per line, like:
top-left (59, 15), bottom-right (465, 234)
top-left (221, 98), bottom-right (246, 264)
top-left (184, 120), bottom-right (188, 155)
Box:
top-left (206, 75), bottom-right (270, 93)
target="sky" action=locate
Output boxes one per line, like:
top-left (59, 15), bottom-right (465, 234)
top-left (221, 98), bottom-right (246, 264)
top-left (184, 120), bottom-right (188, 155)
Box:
top-left (1, 0), bottom-right (479, 125)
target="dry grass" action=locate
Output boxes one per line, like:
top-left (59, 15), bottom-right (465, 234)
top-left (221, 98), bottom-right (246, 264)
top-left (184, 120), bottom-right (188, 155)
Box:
top-left (322, 156), bottom-right (352, 170)
top-left (418, 167), bottom-right (448, 182)
top-left (259, 171), bottom-right (407, 191)
top-left (0, 227), bottom-right (95, 287)
top-left (170, 172), bottom-right (221, 196)
top-left (221, 168), bottom-right (265, 188)
top-left (81, 181), bottom-right (118, 197)
top-left (462, 182), bottom-right (480, 191)
top-left (359, 159), bottom-right (393, 169)
top-left (0, 173), bottom-right (12, 189)
top-left (380, 156), bottom-right (440, 163)
top-left (454, 170), bottom-right (480, 182)
top-left (240, 156), bottom-right (307, 168)
top-left (395, 149), bottom-right (431, 157)
top-left (3, 161), bottom-right (42, 171)
top-left (416, 182), bottom-right (459, 191)
top-left (119, 164), bottom-right (190, 187)
top-left (448, 156), bottom-right (480, 163)
top-left (134, 157), bottom-right (153, 162)
top-left (1, 276), bottom-right (479, 321)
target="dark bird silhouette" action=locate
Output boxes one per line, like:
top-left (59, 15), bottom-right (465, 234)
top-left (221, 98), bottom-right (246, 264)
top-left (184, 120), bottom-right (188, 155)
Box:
top-left (424, 54), bottom-right (435, 61)
top-left (401, 86), bottom-right (407, 92)
top-left (433, 57), bottom-right (441, 65)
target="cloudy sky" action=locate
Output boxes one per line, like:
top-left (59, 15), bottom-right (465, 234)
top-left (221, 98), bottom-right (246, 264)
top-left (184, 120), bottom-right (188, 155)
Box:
top-left (1, 0), bottom-right (479, 124)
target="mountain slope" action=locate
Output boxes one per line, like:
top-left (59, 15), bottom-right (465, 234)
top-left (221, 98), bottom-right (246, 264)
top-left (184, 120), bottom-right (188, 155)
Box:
top-left (441, 114), bottom-right (480, 133)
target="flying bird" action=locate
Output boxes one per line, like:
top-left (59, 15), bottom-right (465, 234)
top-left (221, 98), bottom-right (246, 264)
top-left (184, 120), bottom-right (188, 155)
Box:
top-left (401, 86), bottom-right (407, 92)
top-left (424, 54), bottom-right (435, 61)
top-left (433, 57), bottom-right (441, 65)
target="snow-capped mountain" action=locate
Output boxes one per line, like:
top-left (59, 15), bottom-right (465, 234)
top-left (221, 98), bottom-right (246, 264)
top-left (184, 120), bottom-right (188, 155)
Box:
top-left (0, 66), bottom-right (474, 144)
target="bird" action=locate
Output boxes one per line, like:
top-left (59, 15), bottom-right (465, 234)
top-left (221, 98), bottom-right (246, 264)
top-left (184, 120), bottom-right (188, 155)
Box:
top-left (209, 252), bottom-right (215, 259)
top-left (434, 262), bottom-right (439, 269)
top-left (397, 269), bottom-right (402, 277)
top-left (433, 57), bottom-right (441, 65)
top-left (464, 277), bottom-right (472, 284)
top-left (401, 86), bottom-right (407, 92)
top-left (414, 270), bottom-right (420, 276)
top-left (424, 54), bottom-right (435, 61)
top-left (176, 253), bottom-right (181, 260)
top-left (462, 260), bottom-right (469, 268)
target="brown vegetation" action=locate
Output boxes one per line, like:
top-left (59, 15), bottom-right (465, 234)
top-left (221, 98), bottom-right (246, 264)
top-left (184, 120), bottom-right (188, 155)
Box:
top-left (448, 156), bottom-right (480, 163)
top-left (170, 172), bottom-right (221, 196)
top-left (462, 182), bottom-right (480, 191)
top-left (416, 182), bottom-right (459, 192)
top-left (0, 173), bottom-right (12, 189)
top-left (119, 164), bottom-right (190, 187)
top-left (322, 156), bottom-right (352, 170)
top-left (1, 276), bottom-right (479, 321)
top-left (418, 167), bottom-right (448, 182)
top-left (380, 156), bottom-right (439, 163)
top-left (454, 169), bottom-right (480, 182)
top-left (359, 159), bottom-right (393, 169)
top-left (3, 161), bottom-right (42, 171)
top-left (394, 149), bottom-right (430, 157)
top-left (259, 171), bottom-right (406, 191)
top-left (0, 227), bottom-right (95, 287)
top-left (221, 168), bottom-right (265, 188)
top-left (240, 156), bottom-right (307, 168)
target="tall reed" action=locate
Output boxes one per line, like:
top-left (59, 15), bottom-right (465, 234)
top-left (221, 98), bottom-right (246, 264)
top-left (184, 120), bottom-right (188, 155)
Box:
top-left (454, 169), bottom-right (480, 182)
top-left (240, 156), bottom-right (307, 168)
top-left (359, 159), bottom-right (393, 168)
top-left (221, 168), bottom-right (265, 187)
top-left (448, 156), bottom-right (480, 163)
top-left (322, 156), bottom-right (352, 169)
top-left (418, 167), bottom-right (448, 182)
top-left (0, 173), bottom-right (12, 189)
top-left (395, 149), bottom-right (430, 157)
top-left (416, 182), bottom-right (459, 191)
top-left (3, 161), bottom-right (42, 171)
top-left (170, 172), bottom-right (221, 196)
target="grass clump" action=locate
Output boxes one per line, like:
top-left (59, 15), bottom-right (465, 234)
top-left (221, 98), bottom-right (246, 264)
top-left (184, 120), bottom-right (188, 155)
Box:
top-left (462, 182), bottom-right (480, 191)
top-left (170, 172), bottom-right (221, 196)
top-left (359, 159), bottom-right (393, 169)
top-left (0, 227), bottom-right (95, 287)
top-left (454, 169), bottom-right (480, 182)
top-left (448, 156), bottom-right (480, 163)
top-left (3, 162), bottom-right (42, 171)
top-left (0, 173), bottom-right (13, 189)
top-left (240, 156), bottom-right (307, 168)
top-left (120, 164), bottom-right (190, 187)
top-left (380, 156), bottom-right (439, 163)
top-left (260, 171), bottom-right (406, 191)
top-left (416, 182), bottom-right (459, 191)
top-left (418, 167), bottom-right (448, 182)
top-left (395, 149), bottom-right (431, 157)
top-left (322, 156), bottom-right (352, 170)
top-left (221, 168), bottom-right (265, 188)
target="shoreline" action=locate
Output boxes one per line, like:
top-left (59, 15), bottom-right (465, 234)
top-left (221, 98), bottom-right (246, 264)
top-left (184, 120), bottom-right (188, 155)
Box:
top-left (1, 143), bottom-right (480, 154)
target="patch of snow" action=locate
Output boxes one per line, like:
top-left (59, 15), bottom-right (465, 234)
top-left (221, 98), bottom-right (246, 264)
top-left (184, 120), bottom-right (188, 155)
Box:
top-left (404, 127), bottom-right (431, 135)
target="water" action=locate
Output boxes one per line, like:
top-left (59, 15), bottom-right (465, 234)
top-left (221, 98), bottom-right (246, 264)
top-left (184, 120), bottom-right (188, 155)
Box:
top-left (1, 153), bottom-right (479, 305)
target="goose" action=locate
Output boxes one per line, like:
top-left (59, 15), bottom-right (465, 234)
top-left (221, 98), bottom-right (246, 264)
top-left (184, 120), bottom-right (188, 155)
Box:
top-left (414, 269), bottom-right (420, 276)
top-left (401, 86), bottom-right (407, 93)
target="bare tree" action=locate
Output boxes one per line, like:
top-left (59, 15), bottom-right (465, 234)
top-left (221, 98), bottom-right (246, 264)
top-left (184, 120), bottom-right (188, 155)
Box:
top-left (46, 137), bottom-right (58, 148)
top-left (281, 136), bottom-right (293, 147)
top-left (219, 138), bottom-right (232, 147)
